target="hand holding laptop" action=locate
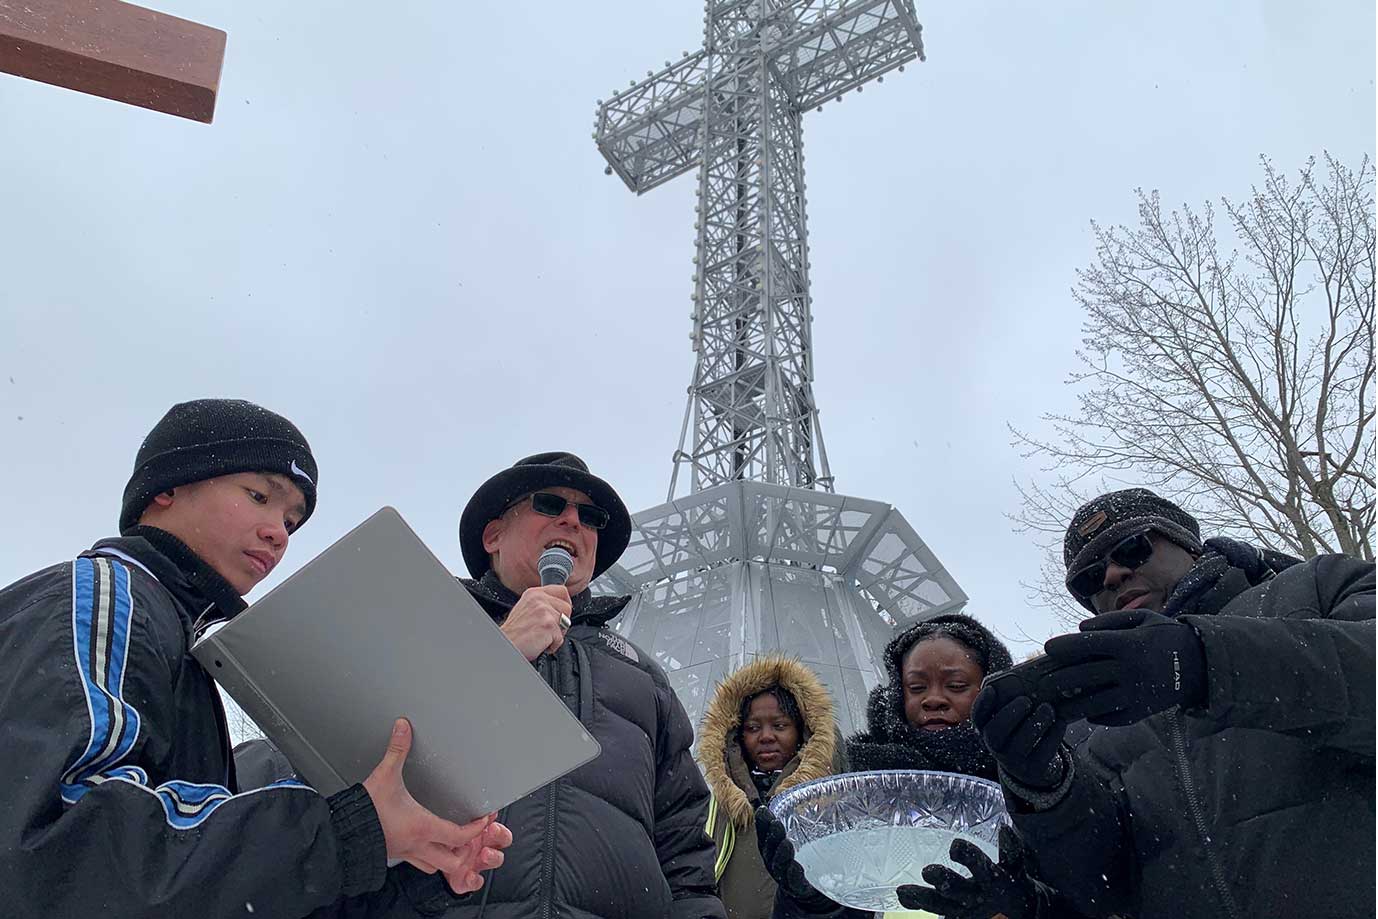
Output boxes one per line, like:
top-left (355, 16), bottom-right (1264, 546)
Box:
top-left (194, 508), bottom-right (602, 829)
top-left (363, 718), bottom-right (512, 893)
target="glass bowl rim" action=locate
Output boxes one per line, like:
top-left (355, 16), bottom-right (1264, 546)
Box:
top-left (768, 768), bottom-right (1007, 823)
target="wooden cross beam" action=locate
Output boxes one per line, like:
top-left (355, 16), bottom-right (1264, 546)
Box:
top-left (0, 0), bottom-right (225, 122)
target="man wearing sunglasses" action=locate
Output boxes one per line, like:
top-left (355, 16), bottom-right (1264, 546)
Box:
top-left (973, 488), bottom-right (1374, 919)
top-left (450, 452), bottom-right (725, 919)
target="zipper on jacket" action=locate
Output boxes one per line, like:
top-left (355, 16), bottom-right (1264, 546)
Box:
top-left (1166, 709), bottom-right (1241, 919)
top-left (539, 651), bottom-right (559, 919)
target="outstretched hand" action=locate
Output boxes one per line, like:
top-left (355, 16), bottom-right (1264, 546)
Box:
top-left (897, 824), bottom-right (1038, 919)
top-left (1041, 608), bottom-right (1207, 726)
top-left (363, 718), bottom-right (512, 894)
top-left (755, 806), bottom-right (838, 915)
top-left (971, 686), bottom-right (1067, 789)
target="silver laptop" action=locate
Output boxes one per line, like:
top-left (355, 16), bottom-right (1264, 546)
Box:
top-left (192, 507), bottom-right (601, 822)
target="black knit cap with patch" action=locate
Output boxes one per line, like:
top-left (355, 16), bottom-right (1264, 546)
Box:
top-left (1063, 488), bottom-right (1203, 590)
top-left (119, 399), bottom-right (318, 534)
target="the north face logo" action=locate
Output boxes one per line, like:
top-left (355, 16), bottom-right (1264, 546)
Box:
top-left (600, 630), bottom-right (638, 663)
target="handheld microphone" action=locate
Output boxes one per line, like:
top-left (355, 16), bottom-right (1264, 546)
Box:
top-left (538, 547), bottom-right (574, 587)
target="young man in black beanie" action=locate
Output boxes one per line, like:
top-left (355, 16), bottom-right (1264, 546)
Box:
top-left (973, 487), bottom-right (1375, 919)
top-left (0, 399), bottom-right (511, 918)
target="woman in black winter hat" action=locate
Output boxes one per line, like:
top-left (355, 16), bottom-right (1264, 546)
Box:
top-left (845, 614), bottom-right (1087, 919)
top-left (846, 613), bottom-right (1012, 780)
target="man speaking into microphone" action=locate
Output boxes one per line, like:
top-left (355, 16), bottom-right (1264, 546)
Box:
top-left (454, 452), bottom-right (725, 919)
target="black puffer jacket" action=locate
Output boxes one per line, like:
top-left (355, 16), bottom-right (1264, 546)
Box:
top-left (1008, 540), bottom-right (1375, 919)
top-left (451, 572), bottom-right (724, 919)
top-left (0, 529), bottom-right (458, 919)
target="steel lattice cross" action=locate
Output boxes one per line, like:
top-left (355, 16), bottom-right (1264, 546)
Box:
top-left (595, 0), bottom-right (924, 498)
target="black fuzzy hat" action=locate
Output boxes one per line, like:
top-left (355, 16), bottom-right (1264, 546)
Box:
top-left (842, 613), bottom-right (1013, 780)
top-left (884, 612), bottom-right (1014, 682)
top-left (1063, 488), bottom-right (1203, 590)
top-left (120, 399), bottom-right (318, 534)
top-left (459, 451), bottom-right (631, 582)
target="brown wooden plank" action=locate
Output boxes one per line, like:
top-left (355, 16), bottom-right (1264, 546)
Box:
top-left (0, 0), bottom-right (225, 122)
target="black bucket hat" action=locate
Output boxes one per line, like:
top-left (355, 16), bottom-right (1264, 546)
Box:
top-left (459, 452), bottom-right (632, 582)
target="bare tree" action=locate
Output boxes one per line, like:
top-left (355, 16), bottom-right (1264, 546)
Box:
top-left (221, 691), bottom-right (265, 747)
top-left (1014, 154), bottom-right (1375, 627)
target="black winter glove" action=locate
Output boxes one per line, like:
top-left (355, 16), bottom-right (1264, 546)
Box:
top-left (971, 688), bottom-right (1067, 789)
top-left (897, 824), bottom-right (1039, 919)
top-left (1041, 608), bottom-right (1207, 726)
top-left (755, 806), bottom-right (839, 916)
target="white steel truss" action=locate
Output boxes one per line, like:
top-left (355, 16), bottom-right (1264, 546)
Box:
top-left (592, 483), bottom-right (967, 735)
top-left (596, 0), bottom-right (925, 496)
top-left (593, 2), bottom-right (964, 738)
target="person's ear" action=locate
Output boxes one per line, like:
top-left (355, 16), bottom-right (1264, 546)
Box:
top-left (481, 517), bottom-right (505, 554)
top-left (150, 489), bottom-right (176, 508)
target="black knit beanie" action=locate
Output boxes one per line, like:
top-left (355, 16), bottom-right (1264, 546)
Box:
top-left (1063, 488), bottom-right (1203, 588)
top-left (119, 399), bottom-right (318, 534)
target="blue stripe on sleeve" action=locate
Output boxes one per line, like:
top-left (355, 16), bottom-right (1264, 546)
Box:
top-left (59, 556), bottom-right (314, 828)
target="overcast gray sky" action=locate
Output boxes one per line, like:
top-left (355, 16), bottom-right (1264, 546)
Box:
top-left (1, 0), bottom-right (1373, 657)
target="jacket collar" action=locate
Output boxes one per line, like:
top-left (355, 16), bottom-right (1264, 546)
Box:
top-left (461, 569), bottom-right (629, 628)
top-left (1163, 537), bottom-right (1299, 618)
top-left (87, 527), bottom-right (247, 630)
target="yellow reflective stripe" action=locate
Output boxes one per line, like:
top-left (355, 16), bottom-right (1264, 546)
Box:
top-left (705, 795), bottom-right (736, 883)
top-left (714, 820), bottom-right (735, 882)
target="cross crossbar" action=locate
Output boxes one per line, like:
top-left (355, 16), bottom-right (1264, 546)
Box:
top-left (596, 0), bottom-right (920, 193)
top-left (0, 0), bottom-right (226, 122)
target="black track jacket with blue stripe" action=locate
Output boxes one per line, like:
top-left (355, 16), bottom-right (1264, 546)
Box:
top-left (0, 529), bottom-right (463, 918)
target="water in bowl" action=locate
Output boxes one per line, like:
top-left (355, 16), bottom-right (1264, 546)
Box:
top-left (794, 825), bottom-right (997, 911)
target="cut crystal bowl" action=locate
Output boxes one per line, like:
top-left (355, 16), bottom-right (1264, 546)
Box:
top-left (768, 769), bottom-right (1010, 911)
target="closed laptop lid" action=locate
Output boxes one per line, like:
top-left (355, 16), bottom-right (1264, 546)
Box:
top-left (193, 506), bottom-right (602, 822)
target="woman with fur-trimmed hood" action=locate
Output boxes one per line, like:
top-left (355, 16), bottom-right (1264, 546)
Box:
top-left (698, 656), bottom-right (857, 919)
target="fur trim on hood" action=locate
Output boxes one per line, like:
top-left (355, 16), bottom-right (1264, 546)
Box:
top-left (698, 656), bottom-right (838, 830)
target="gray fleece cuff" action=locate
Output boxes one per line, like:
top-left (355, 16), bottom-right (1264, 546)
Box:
top-left (327, 783), bottom-right (388, 897)
top-left (999, 745), bottom-right (1077, 812)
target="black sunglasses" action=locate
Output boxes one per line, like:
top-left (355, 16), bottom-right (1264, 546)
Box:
top-left (1067, 530), bottom-right (1156, 602)
top-left (510, 491), bottom-right (611, 530)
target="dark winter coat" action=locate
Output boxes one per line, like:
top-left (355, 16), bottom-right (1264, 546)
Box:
top-left (1007, 540), bottom-right (1376, 919)
top-left (698, 656), bottom-right (854, 919)
top-left (0, 529), bottom-right (460, 919)
top-left (448, 573), bottom-right (724, 919)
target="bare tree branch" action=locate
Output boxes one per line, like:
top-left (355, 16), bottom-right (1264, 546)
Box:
top-left (1012, 154), bottom-right (1375, 628)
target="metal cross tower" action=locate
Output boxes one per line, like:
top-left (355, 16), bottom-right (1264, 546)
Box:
top-left (593, 1), bottom-right (965, 736)
top-left (597, 0), bottom-right (926, 498)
